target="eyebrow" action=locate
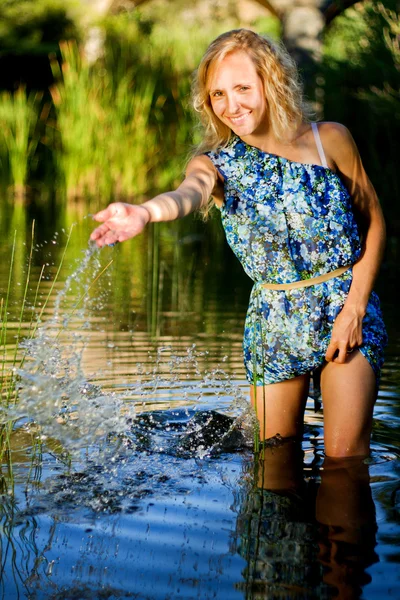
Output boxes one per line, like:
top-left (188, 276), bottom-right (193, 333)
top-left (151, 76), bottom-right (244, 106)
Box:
top-left (209, 83), bottom-right (253, 94)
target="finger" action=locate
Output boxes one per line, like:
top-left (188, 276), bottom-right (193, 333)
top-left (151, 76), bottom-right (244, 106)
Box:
top-left (102, 230), bottom-right (120, 246)
top-left (91, 230), bottom-right (117, 248)
top-left (116, 231), bottom-right (134, 243)
top-left (92, 235), bottom-right (108, 248)
top-left (333, 347), bottom-right (348, 364)
top-left (346, 345), bottom-right (360, 357)
top-left (116, 225), bottom-right (145, 242)
top-left (90, 223), bottom-right (111, 241)
top-left (325, 343), bottom-right (338, 363)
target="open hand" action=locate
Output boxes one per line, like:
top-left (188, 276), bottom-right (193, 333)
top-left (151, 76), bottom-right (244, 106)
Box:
top-left (90, 202), bottom-right (151, 247)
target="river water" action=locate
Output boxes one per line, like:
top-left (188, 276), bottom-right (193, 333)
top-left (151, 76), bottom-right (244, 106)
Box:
top-left (0, 200), bottom-right (399, 599)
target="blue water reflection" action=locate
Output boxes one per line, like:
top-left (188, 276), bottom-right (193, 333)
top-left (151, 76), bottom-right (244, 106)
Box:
top-left (0, 204), bottom-right (399, 599)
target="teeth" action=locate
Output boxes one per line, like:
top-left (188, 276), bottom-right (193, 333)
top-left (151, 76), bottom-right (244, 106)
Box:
top-left (230, 112), bottom-right (250, 123)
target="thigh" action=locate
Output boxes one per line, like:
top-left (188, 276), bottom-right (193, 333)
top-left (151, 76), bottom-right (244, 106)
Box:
top-left (250, 374), bottom-right (310, 441)
top-left (321, 351), bottom-right (377, 458)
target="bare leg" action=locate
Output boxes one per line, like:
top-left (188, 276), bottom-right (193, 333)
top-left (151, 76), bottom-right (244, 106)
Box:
top-left (250, 374), bottom-right (310, 441)
top-left (321, 351), bottom-right (377, 458)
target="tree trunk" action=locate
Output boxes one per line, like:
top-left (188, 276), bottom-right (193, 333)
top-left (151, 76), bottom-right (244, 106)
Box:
top-left (266, 0), bottom-right (362, 108)
top-left (81, 0), bottom-right (114, 63)
top-left (267, 1), bottom-right (363, 65)
top-left (80, 0), bottom-right (363, 67)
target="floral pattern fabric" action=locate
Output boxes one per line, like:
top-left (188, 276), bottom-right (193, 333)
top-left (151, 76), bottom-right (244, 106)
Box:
top-left (206, 136), bottom-right (387, 385)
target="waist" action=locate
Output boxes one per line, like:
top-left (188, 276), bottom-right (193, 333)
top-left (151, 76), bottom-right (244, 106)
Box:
top-left (257, 265), bottom-right (352, 291)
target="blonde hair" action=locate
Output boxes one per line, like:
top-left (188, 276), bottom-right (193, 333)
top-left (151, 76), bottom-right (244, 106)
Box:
top-left (192, 29), bottom-right (313, 154)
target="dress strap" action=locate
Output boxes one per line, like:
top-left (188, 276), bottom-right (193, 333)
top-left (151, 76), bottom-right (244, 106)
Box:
top-left (311, 122), bottom-right (329, 169)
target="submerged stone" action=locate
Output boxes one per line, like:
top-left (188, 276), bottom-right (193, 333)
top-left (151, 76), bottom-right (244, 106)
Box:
top-left (129, 408), bottom-right (249, 458)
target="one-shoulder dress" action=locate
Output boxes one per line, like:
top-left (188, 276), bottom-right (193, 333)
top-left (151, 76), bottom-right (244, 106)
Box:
top-left (206, 128), bottom-right (387, 390)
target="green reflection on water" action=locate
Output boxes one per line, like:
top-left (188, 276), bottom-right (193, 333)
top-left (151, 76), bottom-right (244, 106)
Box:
top-left (0, 193), bottom-right (399, 600)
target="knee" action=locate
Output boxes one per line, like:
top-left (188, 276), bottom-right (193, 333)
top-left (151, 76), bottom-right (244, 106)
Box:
top-left (324, 422), bottom-right (373, 459)
top-left (324, 441), bottom-right (370, 460)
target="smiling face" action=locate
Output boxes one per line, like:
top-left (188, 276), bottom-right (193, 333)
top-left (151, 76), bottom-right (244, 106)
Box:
top-left (207, 50), bottom-right (269, 140)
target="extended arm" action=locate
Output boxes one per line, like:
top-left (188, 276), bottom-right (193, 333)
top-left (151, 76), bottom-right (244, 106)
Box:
top-left (90, 155), bottom-right (218, 247)
top-left (322, 123), bottom-right (386, 363)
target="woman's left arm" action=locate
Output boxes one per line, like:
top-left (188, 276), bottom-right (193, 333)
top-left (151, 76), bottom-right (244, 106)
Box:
top-left (322, 122), bottom-right (386, 364)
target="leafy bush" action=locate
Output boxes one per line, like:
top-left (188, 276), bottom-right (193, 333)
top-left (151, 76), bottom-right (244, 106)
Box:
top-left (322, 1), bottom-right (400, 232)
top-left (0, 0), bottom-right (78, 91)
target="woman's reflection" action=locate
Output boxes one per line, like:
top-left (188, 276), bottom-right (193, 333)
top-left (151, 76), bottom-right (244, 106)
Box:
top-left (317, 455), bottom-right (378, 599)
top-left (236, 439), bottom-right (378, 599)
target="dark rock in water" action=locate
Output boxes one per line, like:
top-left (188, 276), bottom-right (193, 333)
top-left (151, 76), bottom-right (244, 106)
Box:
top-left (171, 410), bottom-right (247, 457)
top-left (128, 409), bottom-right (248, 457)
top-left (128, 409), bottom-right (189, 452)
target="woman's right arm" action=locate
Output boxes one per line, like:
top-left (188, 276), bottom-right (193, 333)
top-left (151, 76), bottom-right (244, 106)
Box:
top-left (90, 155), bottom-right (218, 247)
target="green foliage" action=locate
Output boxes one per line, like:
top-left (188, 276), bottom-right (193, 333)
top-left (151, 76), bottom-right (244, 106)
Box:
top-left (0, 88), bottom-right (41, 192)
top-left (252, 15), bottom-right (282, 40)
top-left (49, 40), bottom-right (159, 199)
top-left (0, 0), bottom-right (78, 56)
top-left (322, 1), bottom-right (400, 231)
top-left (0, 0), bottom-right (282, 199)
top-left (102, 12), bottom-right (196, 193)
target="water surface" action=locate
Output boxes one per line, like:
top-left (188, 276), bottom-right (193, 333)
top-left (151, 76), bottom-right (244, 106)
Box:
top-left (0, 199), bottom-right (399, 599)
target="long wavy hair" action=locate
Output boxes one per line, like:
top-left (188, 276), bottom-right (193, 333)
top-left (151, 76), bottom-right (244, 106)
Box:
top-left (192, 29), bottom-right (313, 155)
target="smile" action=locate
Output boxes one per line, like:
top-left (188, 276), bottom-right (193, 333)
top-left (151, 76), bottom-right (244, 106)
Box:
top-left (228, 112), bottom-right (251, 124)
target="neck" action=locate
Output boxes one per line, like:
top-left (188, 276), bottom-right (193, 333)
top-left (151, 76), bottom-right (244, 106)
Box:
top-left (240, 119), bottom-right (274, 151)
top-left (240, 121), bottom-right (306, 153)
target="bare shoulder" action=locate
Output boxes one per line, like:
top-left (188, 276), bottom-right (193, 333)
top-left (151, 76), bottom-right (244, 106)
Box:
top-left (186, 154), bottom-right (219, 177)
top-left (318, 121), bottom-right (355, 142)
top-left (317, 121), bottom-right (359, 168)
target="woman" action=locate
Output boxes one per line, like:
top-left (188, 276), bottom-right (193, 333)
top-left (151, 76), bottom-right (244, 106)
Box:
top-left (90, 29), bottom-right (387, 457)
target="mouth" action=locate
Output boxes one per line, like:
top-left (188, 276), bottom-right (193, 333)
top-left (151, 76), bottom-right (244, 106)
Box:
top-left (227, 111), bottom-right (251, 125)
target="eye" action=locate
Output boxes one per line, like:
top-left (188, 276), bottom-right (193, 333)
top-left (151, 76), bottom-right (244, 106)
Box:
top-left (240, 86), bottom-right (250, 92)
top-left (211, 91), bottom-right (223, 98)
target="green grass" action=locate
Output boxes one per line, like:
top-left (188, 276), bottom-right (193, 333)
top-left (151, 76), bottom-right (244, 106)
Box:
top-left (49, 40), bottom-right (161, 200)
top-left (0, 221), bottom-right (72, 481)
top-left (0, 88), bottom-right (41, 195)
top-left (0, 221), bottom-right (72, 405)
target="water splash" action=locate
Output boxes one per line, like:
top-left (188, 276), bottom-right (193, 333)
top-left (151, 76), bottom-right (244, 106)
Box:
top-left (6, 244), bottom-right (251, 458)
top-left (9, 244), bottom-right (130, 449)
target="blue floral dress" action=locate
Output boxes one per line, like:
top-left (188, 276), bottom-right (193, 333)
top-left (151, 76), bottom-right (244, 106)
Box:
top-left (206, 136), bottom-right (387, 389)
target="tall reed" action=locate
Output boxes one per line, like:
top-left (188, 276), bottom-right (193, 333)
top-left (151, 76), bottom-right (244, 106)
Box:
top-left (0, 88), bottom-right (41, 196)
top-left (355, 4), bottom-right (400, 205)
top-left (50, 40), bottom-right (159, 200)
top-left (0, 221), bottom-right (72, 406)
top-left (50, 41), bottom-right (101, 198)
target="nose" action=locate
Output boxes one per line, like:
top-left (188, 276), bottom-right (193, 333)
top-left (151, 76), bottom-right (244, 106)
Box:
top-left (226, 93), bottom-right (240, 115)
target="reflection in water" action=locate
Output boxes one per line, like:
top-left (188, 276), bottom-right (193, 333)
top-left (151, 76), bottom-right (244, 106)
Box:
top-left (236, 441), bottom-right (378, 600)
top-left (0, 416), bottom-right (398, 599)
top-left (0, 410), bottom-right (251, 599)
top-left (0, 210), bottom-right (399, 598)
top-left (317, 457), bottom-right (378, 600)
